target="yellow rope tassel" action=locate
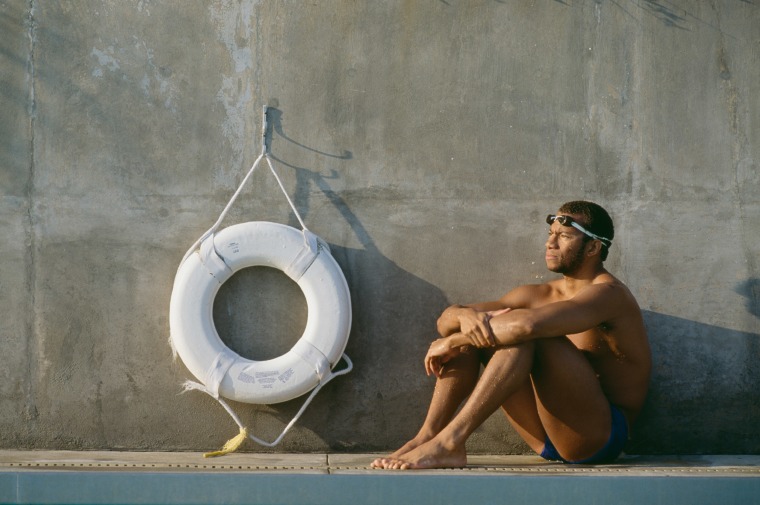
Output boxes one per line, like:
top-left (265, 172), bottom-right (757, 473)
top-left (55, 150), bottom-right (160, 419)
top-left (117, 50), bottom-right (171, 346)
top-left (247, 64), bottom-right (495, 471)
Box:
top-left (203, 427), bottom-right (248, 458)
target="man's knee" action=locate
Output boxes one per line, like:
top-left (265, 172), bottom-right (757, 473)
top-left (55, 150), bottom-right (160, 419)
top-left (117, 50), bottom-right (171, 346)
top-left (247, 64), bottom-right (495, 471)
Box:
top-left (535, 335), bottom-right (573, 349)
top-left (480, 340), bottom-right (535, 364)
top-left (533, 336), bottom-right (575, 359)
top-left (530, 336), bottom-right (596, 380)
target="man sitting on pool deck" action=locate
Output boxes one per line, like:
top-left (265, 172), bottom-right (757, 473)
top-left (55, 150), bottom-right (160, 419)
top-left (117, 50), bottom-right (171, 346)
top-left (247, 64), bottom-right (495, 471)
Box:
top-left (372, 201), bottom-right (651, 469)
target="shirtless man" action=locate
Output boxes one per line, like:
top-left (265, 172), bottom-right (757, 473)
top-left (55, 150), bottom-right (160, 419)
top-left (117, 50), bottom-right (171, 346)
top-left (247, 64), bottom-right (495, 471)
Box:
top-left (372, 201), bottom-right (651, 469)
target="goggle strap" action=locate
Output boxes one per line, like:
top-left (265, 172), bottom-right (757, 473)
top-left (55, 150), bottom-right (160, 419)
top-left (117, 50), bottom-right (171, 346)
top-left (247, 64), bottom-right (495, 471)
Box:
top-left (570, 223), bottom-right (611, 246)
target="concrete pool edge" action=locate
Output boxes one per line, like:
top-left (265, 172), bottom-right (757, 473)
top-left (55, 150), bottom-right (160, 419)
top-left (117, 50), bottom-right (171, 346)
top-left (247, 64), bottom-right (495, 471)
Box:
top-left (1, 451), bottom-right (758, 504)
top-left (1, 451), bottom-right (759, 475)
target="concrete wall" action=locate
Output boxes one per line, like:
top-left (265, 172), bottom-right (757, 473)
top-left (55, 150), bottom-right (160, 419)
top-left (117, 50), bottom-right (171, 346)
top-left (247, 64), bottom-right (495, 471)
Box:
top-left (1, 0), bottom-right (758, 454)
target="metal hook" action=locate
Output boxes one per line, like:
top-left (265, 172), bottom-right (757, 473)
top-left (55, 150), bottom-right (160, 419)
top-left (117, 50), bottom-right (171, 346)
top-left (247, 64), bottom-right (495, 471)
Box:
top-left (261, 105), bottom-right (270, 155)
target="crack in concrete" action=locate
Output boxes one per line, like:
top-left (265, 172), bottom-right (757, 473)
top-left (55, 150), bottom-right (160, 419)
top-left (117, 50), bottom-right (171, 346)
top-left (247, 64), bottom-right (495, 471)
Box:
top-left (23, 0), bottom-right (39, 427)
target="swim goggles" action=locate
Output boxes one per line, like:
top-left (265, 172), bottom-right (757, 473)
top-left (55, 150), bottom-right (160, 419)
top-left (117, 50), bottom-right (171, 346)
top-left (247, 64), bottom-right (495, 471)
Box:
top-left (546, 214), bottom-right (612, 246)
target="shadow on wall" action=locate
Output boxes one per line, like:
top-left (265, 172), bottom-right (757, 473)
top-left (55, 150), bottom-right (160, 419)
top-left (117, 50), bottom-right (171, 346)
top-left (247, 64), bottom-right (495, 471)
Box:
top-left (213, 108), bottom-right (450, 451)
top-left (603, 0), bottom-right (691, 30)
top-left (631, 308), bottom-right (760, 455)
top-left (552, 0), bottom-right (756, 41)
top-left (736, 278), bottom-right (760, 319)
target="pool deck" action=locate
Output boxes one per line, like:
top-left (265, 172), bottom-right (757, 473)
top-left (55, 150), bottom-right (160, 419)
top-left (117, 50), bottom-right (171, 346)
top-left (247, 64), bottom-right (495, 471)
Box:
top-left (1, 450), bottom-right (758, 504)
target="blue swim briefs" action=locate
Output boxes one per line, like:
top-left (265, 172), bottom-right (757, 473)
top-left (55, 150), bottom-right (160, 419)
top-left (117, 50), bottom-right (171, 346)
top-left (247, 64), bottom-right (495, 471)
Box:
top-left (539, 404), bottom-right (628, 464)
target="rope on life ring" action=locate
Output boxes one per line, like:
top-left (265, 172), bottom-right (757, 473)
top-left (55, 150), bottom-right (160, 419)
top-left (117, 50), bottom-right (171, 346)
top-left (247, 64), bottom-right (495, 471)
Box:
top-left (169, 106), bottom-right (352, 456)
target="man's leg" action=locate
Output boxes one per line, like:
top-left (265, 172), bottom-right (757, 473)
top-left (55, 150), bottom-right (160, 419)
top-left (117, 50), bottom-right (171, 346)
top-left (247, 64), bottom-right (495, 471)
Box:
top-left (371, 349), bottom-right (482, 468)
top-left (379, 342), bottom-right (536, 469)
top-left (381, 336), bottom-right (616, 469)
top-left (498, 336), bottom-right (613, 462)
top-left (527, 337), bottom-right (613, 461)
top-left (499, 375), bottom-right (549, 454)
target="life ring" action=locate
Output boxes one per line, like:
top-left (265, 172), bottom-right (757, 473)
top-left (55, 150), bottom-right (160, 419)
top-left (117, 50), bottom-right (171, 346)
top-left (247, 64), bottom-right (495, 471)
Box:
top-left (169, 221), bottom-right (351, 405)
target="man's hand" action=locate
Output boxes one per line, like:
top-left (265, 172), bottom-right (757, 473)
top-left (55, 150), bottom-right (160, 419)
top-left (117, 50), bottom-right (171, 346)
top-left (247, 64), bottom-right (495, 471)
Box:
top-left (424, 337), bottom-right (465, 378)
top-left (458, 307), bottom-right (512, 348)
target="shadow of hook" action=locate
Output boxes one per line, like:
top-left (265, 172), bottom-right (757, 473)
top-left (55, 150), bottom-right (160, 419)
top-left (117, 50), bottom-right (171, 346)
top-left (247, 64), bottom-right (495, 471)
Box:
top-left (265, 107), bottom-right (352, 160)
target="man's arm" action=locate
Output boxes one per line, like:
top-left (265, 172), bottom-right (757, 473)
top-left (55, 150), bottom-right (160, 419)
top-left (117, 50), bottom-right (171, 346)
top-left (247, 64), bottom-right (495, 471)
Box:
top-left (424, 285), bottom-right (547, 376)
top-left (436, 302), bottom-right (508, 338)
top-left (432, 282), bottom-right (627, 353)
top-left (435, 282), bottom-right (546, 341)
top-left (438, 284), bottom-right (549, 341)
top-left (486, 282), bottom-right (627, 345)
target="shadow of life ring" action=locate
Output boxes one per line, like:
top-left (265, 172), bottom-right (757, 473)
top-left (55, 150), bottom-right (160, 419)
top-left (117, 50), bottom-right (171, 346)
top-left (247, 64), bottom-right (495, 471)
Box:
top-left (170, 221), bottom-right (352, 405)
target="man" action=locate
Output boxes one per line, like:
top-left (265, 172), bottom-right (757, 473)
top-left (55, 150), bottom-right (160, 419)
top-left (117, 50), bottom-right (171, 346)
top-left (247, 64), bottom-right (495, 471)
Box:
top-left (372, 201), bottom-right (651, 469)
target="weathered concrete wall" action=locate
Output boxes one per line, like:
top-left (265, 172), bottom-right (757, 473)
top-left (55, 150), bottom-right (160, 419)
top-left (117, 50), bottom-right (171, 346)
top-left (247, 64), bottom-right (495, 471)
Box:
top-left (1, 0), bottom-right (758, 454)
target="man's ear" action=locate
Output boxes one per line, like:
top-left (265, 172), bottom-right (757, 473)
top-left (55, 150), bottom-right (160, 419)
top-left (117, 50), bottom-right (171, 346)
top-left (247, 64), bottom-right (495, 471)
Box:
top-left (586, 240), bottom-right (603, 257)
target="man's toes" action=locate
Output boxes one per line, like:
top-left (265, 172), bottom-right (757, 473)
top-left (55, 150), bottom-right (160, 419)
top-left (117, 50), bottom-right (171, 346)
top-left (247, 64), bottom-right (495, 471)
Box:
top-left (371, 458), bottom-right (389, 469)
top-left (389, 459), bottom-right (408, 470)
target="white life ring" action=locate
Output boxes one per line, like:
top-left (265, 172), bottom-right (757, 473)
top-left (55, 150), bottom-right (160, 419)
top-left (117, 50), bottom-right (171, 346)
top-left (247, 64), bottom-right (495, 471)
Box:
top-left (169, 222), bottom-right (351, 405)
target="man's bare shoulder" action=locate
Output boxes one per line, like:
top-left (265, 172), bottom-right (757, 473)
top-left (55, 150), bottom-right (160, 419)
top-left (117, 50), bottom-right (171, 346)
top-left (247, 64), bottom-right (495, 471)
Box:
top-left (570, 274), bottom-right (645, 339)
top-left (584, 273), bottom-right (640, 307)
top-left (591, 271), bottom-right (626, 288)
top-left (498, 282), bottom-right (558, 309)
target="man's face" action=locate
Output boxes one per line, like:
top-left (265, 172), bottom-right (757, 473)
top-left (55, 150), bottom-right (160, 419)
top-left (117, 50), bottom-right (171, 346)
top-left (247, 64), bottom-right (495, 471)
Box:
top-left (545, 213), bottom-right (590, 274)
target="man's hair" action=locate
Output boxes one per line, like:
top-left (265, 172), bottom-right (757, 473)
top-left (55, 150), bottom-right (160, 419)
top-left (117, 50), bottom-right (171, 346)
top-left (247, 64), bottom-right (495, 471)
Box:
top-left (558, 200), bottom-right (614, 261)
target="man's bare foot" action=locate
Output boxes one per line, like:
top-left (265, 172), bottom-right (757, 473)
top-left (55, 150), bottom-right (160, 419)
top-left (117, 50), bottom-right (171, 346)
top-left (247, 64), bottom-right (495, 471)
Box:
top-left (374, 437), bottom-right (467, 470)
top-left (370, 433), bottom-right (434, 469)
